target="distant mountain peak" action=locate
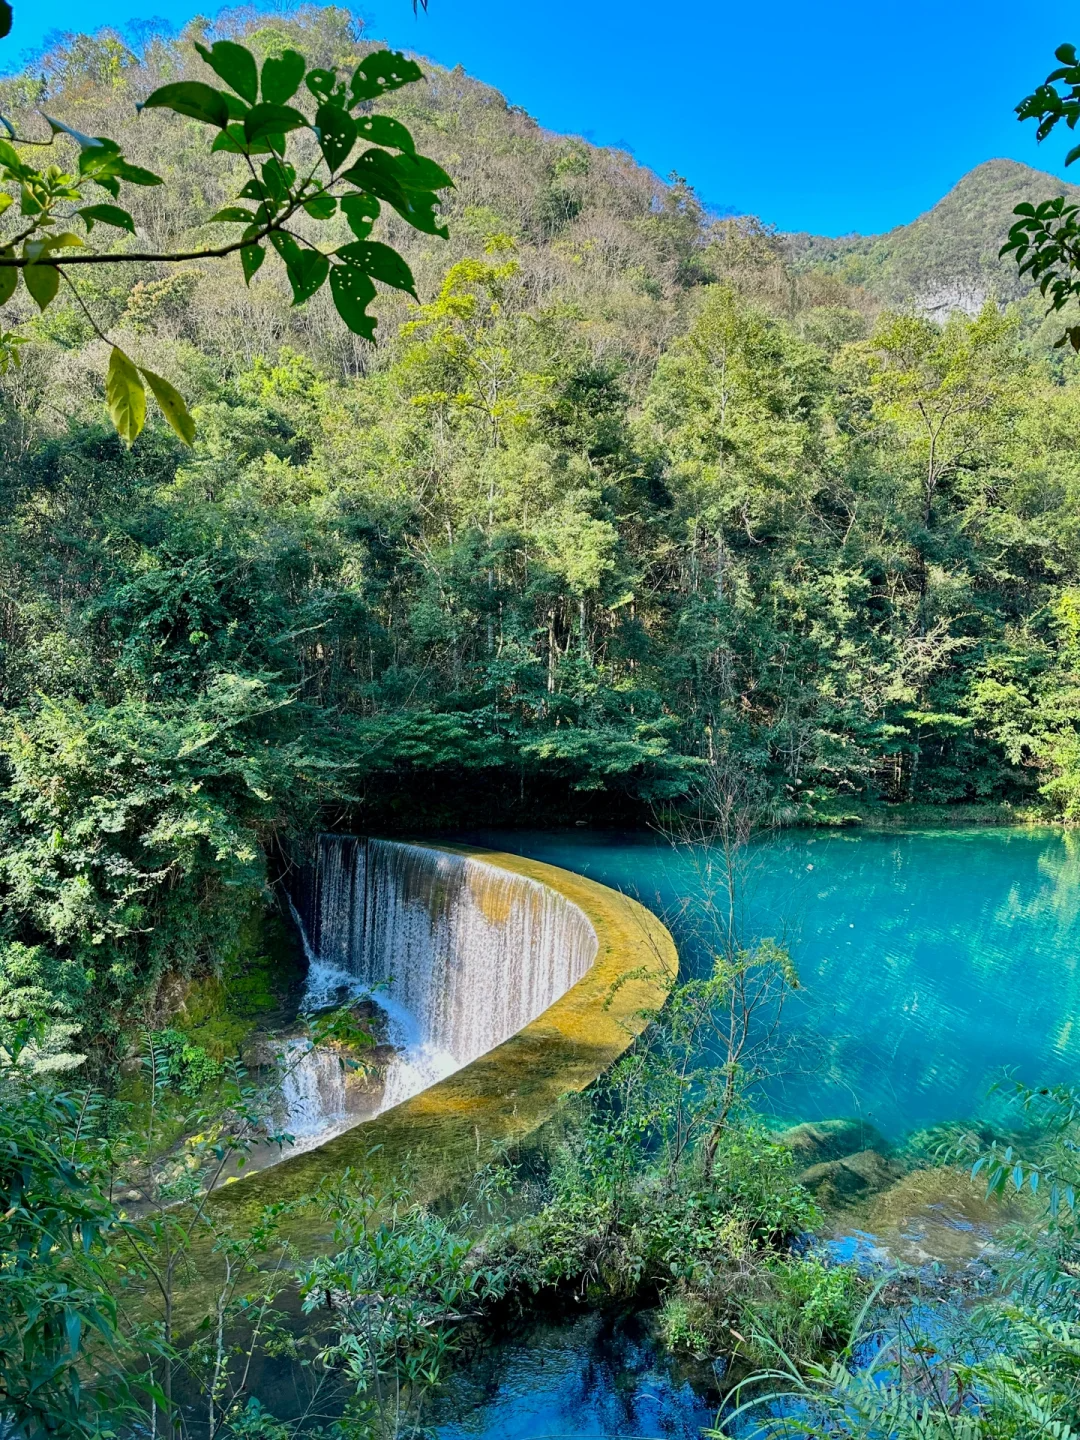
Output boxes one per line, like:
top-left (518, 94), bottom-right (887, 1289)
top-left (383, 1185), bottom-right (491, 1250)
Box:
top-left (786, 159), bottom-right (1080, 315)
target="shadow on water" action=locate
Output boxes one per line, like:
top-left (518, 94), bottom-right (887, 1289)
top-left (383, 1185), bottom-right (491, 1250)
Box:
top-left (429, 1303), bottom-right (723, 1440)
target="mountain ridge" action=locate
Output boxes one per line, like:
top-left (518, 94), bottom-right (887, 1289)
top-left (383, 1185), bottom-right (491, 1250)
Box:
top-left (783, 158), bottom-right (1080, 315)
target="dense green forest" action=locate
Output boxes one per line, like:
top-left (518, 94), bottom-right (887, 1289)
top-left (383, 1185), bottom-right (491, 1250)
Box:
top-left (4, 8), bottom-right (1080, 1052)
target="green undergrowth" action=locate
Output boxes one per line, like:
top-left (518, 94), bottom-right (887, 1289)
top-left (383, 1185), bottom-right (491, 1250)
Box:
top-left (801, 799), bottom-right (1050, 830)
top-left (115, 899), bottom-right (304, 1134)
top-left (175, 901), bottom-right (306, 1063)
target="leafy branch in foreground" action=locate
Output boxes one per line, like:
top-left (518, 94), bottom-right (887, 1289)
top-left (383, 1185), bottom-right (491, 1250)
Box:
top-left (0, 38), bottom-right (452, 443)
top-left (1003, 43), bottom-right (1080, 350)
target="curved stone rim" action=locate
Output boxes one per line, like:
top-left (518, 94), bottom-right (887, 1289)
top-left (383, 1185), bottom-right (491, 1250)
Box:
top-left (208, 843), bottom-right (678, 1222)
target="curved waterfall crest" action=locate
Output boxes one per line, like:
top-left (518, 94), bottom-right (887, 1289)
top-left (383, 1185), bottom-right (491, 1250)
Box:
top-left (290, 835), bottom-right (600, 1117)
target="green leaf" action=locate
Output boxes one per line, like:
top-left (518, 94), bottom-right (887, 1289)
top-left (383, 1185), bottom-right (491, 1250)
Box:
top-left (27, 233), bottom-right (85, 256)
top-left (329, 262), bottom-right (378, 338)
top-left (23, 260), bottom-right (59, 311)
top-left (269, 234), bottom-right (329, 303)
top-left (194, 40), bottom-right (258, 104)
top-left (78, 203), bottom-right (135, 234)
top-left (340, 148), bottom-right (407, 202)
top-left (260, 157), bottom-right (296, 202)
top-left (315, 102), bottom-right (357, 170)
top-left (244, 103), bottom-right (308, 146)
top-left (0, 250), bottom-right (17, 306)
top-left (336, 239), bottom-right (416, 297)
top-left (140, 365), bottom-right (196, 445)
top-left (241, 239), bottom-right (265, 285)
top-left (302, 193), bottom-right (337, 219)
top-left (288, 250), bottom-right (330, 304)
top-left (341, 192), bottom-right (380, 239)
top-left (139, 82), bottom-right (231, 129)
top-left (261, 49), bottom-right (306, 104)
top-left (305, 68), bottom-right (337, 102)
top-left (341, 150), bottom-right (448, 236)
top-left (107, 160), bottom-right (164, 187)
top-left (395, 151), bottom-right (454, 192)
top-left (395, 189), bottom-right (448, 238)
top-left (350, 50), bottom-right (423, 103)
top-left (210, 123), bottom-right (271, 156)
top-left (206, 206), bottom-right (258, 224)
top-left (355, 114), bottom-right (416, 153)
top-left (0, 137), bottom-right (21, 170)
top-left (106, 347), bottom-right (146, 444)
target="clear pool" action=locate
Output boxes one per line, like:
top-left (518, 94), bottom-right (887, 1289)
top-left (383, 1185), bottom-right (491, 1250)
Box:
top-left (455, 827), bottom-right (1080, 1141)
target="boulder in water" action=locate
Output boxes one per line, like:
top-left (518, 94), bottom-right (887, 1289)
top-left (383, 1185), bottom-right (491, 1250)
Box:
top-left (798, 1149), bottom-right (904, 1208)
top-left (776, 1118), bottom-right (890, 1167)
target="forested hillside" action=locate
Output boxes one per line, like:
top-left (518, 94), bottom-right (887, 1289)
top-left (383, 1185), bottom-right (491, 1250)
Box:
top-left (3, 7), bottom-right (1080, 1046)
top-left (788, 158), bottom-right (1080, 315)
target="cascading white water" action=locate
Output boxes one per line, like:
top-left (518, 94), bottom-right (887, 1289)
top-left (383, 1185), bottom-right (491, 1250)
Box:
top-left (287, 836), bottom-right (599, 1132)
top-left (279, 1038), bottom-right (348, 1140)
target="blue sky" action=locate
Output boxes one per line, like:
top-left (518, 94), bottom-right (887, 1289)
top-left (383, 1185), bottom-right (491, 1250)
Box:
top-left (11, 0), bottom-right (1080, 235)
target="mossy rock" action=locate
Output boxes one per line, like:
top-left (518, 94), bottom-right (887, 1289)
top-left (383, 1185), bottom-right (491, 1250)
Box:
top-left (161, 902), bottom-right (307, 1061)
top-left (777, 1118), bottom-right (890, 1168)
top-left (799, 1149), bottom-right (905, 1208)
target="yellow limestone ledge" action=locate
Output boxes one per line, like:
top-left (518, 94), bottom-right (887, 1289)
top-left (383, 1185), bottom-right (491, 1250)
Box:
top-left (207, 844), bottom-right (677, 1229)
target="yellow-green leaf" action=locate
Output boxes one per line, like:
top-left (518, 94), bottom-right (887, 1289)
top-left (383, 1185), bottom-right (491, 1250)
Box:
top-left (26, 233), bottom-right (86, 258)
top-left (106, 347), bottom-right (146, 445)
top-left (23, 261), bottom-right (59, 311)
top-left (140, 365), bottom-right (195, 445)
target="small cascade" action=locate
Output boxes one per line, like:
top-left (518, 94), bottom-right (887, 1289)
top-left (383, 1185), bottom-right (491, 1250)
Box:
top-left (287, 836), bottom-right (599, 1129)
top-left (279, 1038), bottom-right (348, 1140)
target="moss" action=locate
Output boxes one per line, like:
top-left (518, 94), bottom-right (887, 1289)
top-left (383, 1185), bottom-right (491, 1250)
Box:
top-left (165, 900), bottom-right (307, 1061)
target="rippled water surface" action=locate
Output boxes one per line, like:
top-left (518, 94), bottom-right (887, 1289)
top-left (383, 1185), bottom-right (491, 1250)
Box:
top-left (432, 1308), bottom-right (719, 1440)
top-left (457, 826), bottom-right (1080, 1141)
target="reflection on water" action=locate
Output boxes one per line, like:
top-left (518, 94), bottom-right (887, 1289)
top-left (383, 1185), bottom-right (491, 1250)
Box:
top-left (431, 1307), bottom-right (720, 1440)
top-left (455, 827), bottom-right (1080, 1141)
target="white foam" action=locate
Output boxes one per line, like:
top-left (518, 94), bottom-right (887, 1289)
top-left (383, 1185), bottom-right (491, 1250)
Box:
top-left (283, 837), bottom-right (598, 1145)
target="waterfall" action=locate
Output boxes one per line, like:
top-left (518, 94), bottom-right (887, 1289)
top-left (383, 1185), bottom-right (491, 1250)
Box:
top-left (279, 1038), bottom-right (348, 1140)
top-left (288, 836), bottom-right (599, 1124)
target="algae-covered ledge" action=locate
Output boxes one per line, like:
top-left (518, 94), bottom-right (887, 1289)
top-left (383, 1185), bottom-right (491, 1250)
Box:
top-left (208, 844), bottom-right (678, 1227)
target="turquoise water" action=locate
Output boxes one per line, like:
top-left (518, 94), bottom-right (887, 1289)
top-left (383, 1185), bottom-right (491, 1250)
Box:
top-left (458, 827), bottom-right (1080, 1141)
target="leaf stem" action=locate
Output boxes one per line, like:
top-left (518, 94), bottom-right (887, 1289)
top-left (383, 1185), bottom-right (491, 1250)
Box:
top-left (60, 270), bottom-right (112, 345)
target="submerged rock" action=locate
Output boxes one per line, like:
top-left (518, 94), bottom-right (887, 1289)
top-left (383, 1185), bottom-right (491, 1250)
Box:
top-left (777, 1118), bottom-right (890, 1168)
top-left (799, 1149), bottom-right (904, 1208)
top-left (868, 1165), bottom-right (1019, 1232)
